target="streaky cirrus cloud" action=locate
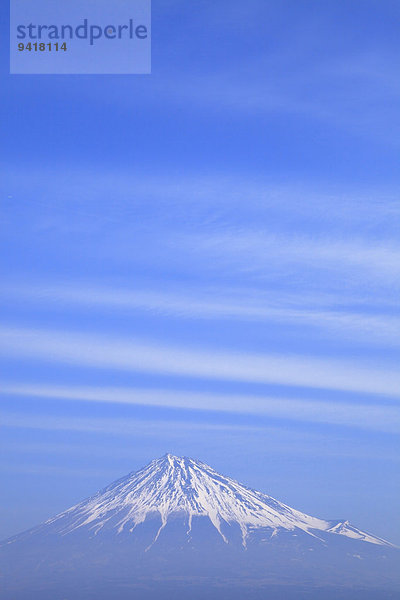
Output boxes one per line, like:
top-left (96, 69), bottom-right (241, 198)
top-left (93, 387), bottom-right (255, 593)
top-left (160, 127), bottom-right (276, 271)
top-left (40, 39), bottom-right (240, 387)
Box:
top-left (183, 229), bottom-right (400, 284)
top-left (2, 382), bottom-right (400, 433)
top-left (2, 282), bottom-right (398, 346)
top-left (0, 325), bottom-right (399, 398)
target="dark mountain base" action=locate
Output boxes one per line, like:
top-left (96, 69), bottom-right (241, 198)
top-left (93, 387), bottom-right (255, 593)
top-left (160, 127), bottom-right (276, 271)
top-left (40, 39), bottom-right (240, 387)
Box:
top-left (1, 516), bottom-right (399, 600)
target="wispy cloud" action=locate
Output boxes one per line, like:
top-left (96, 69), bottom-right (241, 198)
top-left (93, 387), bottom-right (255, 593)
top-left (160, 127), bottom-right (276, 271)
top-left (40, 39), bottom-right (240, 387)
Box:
top-left (2, 167), bottom-right (399, 296)
top-left (0, 463), bottom-right (120, 479)
top-left (4, 434), bottom-right (399, 464)
top-left (1, 326), bottom-right (399, 398)
top-left (2, 423), bottom-right (399, 468)
top-left (2, 382), bottom-right (400, 433)
top-left (4, 167), bottom-right (398, 224)
top-left (4, 282), bottom-right (398, 346)
top-left (0, 410), bottom-right (259, 436)
top-left (187, 230), bottom-right (400, 286)
top-left (78, 45), bottom-right (400, 145)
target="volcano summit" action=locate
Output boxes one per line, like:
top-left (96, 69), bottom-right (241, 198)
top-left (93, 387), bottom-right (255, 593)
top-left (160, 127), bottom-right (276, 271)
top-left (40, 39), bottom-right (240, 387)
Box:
top-left (1, 454), bottom-right (399, 600)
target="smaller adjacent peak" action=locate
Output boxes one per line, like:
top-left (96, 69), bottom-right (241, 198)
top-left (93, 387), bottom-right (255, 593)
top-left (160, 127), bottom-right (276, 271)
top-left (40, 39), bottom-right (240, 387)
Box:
top-left (328, 520), bottom-right (349, 530)
top-left (326, 520), bottom-right (394, 547)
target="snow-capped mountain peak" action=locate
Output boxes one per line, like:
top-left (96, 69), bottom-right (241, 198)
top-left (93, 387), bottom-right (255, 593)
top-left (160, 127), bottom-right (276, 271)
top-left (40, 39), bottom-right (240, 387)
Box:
top-left (41, 453), bottom-right (391, 548)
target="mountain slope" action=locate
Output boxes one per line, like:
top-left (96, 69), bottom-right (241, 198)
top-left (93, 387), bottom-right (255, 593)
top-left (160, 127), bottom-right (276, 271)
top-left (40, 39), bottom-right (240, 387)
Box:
top-left (16, 453), bottom-right (390, 547)
top-left (1, 454), bottom-right (399, 600)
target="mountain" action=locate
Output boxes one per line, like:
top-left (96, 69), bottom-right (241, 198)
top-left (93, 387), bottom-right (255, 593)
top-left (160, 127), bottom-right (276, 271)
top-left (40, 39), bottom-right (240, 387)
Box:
top-left (1, 454), bottom-right (399, 600)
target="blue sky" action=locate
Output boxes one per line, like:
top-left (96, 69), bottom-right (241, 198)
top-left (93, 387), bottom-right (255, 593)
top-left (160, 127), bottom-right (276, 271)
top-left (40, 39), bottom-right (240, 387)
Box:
top-left (1, 0), bottom-right (399, 544)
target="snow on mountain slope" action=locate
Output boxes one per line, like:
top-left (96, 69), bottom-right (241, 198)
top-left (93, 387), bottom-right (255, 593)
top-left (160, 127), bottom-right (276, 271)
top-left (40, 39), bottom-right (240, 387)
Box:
top-left (33, 453), bottom-right (391, 548)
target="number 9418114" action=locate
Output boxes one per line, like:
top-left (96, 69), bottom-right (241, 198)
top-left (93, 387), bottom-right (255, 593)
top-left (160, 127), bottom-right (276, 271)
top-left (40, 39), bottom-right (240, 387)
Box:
top-left (18, 42), bottom-right (67, 51)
